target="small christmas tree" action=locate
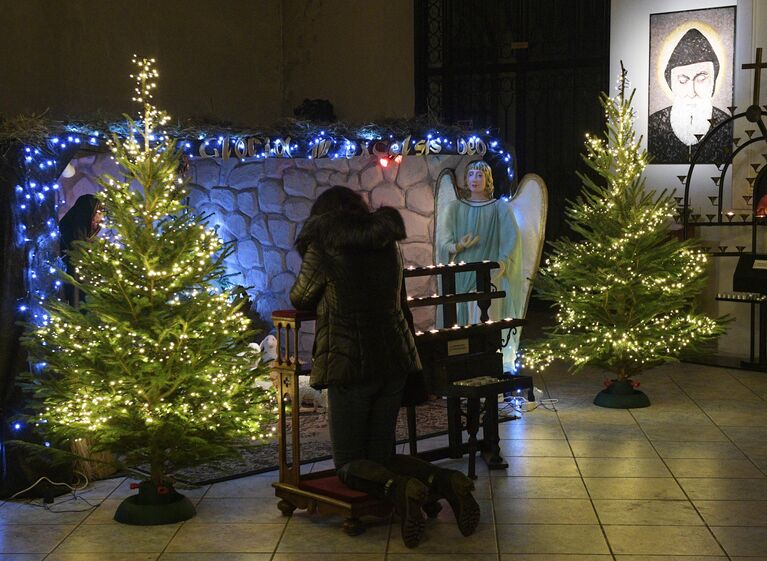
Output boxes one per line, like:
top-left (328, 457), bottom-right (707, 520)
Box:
top-left (21, 57), bottom-right (275, 489)
top-left (524, 66), bottom-right (726, 386)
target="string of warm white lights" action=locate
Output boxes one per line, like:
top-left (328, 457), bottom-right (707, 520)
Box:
top-left (523, 83), bottom-right (726, 378)
top-left (15, 57), bottom-right (281, 478)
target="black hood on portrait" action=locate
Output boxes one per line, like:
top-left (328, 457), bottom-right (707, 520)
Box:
top-left (664, 28), bottom-right (720, 88)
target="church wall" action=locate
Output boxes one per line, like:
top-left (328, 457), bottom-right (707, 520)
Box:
top-left (610, 0), bottom-right (767, 360)
top-left (0, 1), bottom-right (415, 125)
top-left (0, 1), bottom-right (284, 125)
top-left (281, 0), bottom-right (415, 121)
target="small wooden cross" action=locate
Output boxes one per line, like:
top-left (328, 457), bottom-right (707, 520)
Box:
top-left (743, 47), bottom-right (766, 107)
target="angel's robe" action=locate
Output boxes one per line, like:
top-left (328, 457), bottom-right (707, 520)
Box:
top-left (436, 197), bottom-right (524, 370)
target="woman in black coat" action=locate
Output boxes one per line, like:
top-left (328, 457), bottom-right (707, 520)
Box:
top-left (58, 194), bottom-right (103, 307)
top-left (290, 186), bottom-right (479, 548)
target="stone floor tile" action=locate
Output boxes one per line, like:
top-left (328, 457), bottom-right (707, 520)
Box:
top-left (496, 524), bottom-right (609, 554)
top-left (432, 498), bottom-right (494, 525)
top-left (277, 516), bottom-right (388, 553)
top-left (46, 554), bottom-right (159, 561)
top-left (629, 409), bottom-right (715, 425)
top-left (641, 423), bottom-right (728, 441)
top-left (604, 525), bottom-right (724, 555)
top-left (720, 426), bottom-right (767, 441)
top-left (677, 477), bottom-right (767, 500)
top-left (272, 553), bottom-right (386, 561)
top-left (734, 440), bottom-right (767, 458)
top-left (731, 371), bottom-right (767, 393)
top-left (276, 553), bottom-right (386, 561)
top-left (185, 498), bottom-right (288, 525)
top-left (389, 554), bottom-right (496, 561)
top-left (696, 400), bottom-right (767, 426)
top-left (0, 500), bottom-right (92, 525)
top-left (498, 439), bottom-right (573, 457)
top-left (568, 439), bottom-right (658, 458)
top-left (710, 526), bottom-right (767, 557)
top-left (695, 500), bottom-right (767, 526)
top-left (683, 384), bottom-right (762, 402)
top-left (500, 556), bottom-right (612, 561)
top-left (556, 408), bottom-right (638, 426)
top-left (387, 522), bottom-right (496, 554)
top-left (53, 524), bottom-right (179, 553)
top-left (429, 457), bottom-right (490, 476)
top-left (202, 475), bottom-right (278, 498)
top-left (464, 476), bottom-right (492, 499)
top-left (563, 425), bottom-right (648, 441)
top-left (81, 500), bottom-right (128, 524)
top-left (75, 477), bottom-right (126, 500)
top-left (160, 555), bottom-right (271, 561)
top-left (664, 458), bottom-right (764, 478)
top-left (497, 423), bottom-right (566, 440)
top-left (503, 410), bottom-right (562, 425)
top-left (593, 499), bottom-right (703, 525)
top-left (576, 457), bottom-right (671, 477)
top-left (495, 457), bottom-right (580, 477)
top-left (0, 525), bottom-right (75, 554)
top-left (166, 523), bottom-right (283, 553)
top-left (491, 476), bottom-right (588, 498)
top-left (615, 555), bottom-right (728, 561)
top-left (495, 498), bottom-right (597, 524)
top-left (652, 440), bottom-right (746, 459)
top-left (583, 477), bottom-right (686, 500)
top-left (750, 456), bottom-right (767, 472)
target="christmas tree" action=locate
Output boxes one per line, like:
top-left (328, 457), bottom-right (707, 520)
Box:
top-left (21, 57), bottom-right (275, 487)
top-left (524, 67), bottom-right (727, 381)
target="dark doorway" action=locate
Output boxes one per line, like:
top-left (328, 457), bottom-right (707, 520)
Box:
top-left (415, 0), bottom-right (611, 242)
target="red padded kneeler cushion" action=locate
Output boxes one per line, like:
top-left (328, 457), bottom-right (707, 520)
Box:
top-left (299, 475), bottom-right (373, 503)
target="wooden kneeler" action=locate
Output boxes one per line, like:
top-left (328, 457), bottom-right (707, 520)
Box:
top-left (270, 310), bottom-right (393, 535)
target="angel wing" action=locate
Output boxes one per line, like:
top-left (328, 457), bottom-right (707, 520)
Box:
top-left (433, 168), bottom-right (459, 266)
top-left (508, 173), bottom-right (548, 331)
top-left (432, 169), bottom-right (460, 328)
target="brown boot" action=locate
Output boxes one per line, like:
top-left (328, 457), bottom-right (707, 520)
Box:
top-left (433, 469), bottom-right (480, 536)
top-left (390, 476), bottom-right (428, 548)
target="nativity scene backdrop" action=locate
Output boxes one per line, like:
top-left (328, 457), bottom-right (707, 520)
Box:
top-left (28, 126), bottom-right (544, 370)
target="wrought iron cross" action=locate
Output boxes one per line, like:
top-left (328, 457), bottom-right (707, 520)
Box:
top-left (743, 48), bottom-right (766, 108)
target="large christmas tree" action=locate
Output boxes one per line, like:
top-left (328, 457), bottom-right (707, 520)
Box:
top-left (524, 69), bottom-right (727, 380)
top-left (21, 57), bottom-right (275, 486)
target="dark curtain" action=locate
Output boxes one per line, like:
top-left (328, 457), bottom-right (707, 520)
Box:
top-left (0, 143), bottom-right (27, 487)
top-left (415, 0), bottom-right (611, 242)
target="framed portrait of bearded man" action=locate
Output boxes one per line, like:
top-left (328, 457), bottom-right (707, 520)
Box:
top-left (648, 6), bottom-right (735, 165)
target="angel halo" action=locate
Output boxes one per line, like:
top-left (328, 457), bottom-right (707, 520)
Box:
top-left (434, 160), bottom-right (548, 370)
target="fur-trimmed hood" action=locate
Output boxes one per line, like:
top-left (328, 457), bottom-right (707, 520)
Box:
top-left (295, 206), bottom-right (406, 256)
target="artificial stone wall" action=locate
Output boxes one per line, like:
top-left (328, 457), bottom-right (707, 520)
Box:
top-left (185, 154), bottom-right (476, 347)
top-left (59, 152), bottom-right (478, 349)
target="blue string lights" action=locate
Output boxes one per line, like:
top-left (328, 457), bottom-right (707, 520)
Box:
top-left (13, 125), bottom-right (515, 332)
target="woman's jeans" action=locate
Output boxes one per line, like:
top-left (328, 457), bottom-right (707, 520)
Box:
top-left (326, 373), bottom-right (407, 469)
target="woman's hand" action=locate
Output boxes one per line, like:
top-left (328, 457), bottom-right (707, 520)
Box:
top-left (456, 233), bottom-right (480, 253)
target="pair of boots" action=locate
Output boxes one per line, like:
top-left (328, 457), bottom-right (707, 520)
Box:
top-left (337, 455), bottom-right (480, 548)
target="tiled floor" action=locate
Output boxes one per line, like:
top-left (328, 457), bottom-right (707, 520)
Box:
top-left (3, 361), bottom-right (767, 560)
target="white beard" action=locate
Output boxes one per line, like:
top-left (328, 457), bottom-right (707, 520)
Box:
top-left (669, 97), bottom-right (714, 146)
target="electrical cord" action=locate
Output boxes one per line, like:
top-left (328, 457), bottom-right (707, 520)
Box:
top-left (9, 475), bottom-right (83, 500)
top-left (8, 470), bottom-right (104, 513)
top-left (500, 395), bottom-right (559, 414)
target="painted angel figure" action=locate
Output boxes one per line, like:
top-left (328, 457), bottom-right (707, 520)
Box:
top-left (435, 161), bottom-right (547, 371)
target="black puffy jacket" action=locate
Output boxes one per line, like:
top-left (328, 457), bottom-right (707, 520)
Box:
top-left (290, 207), bottom-right (422, 389)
